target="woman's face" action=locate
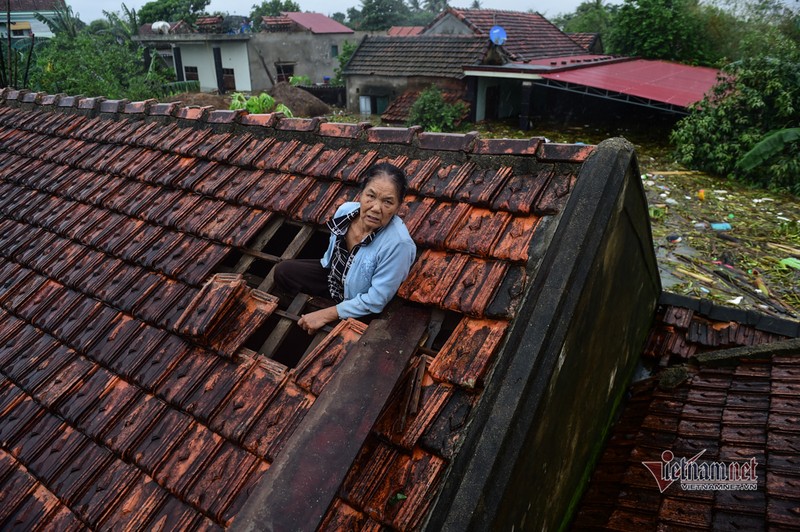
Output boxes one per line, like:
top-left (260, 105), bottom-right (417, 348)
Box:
top-left (359, 174), bottom-right (401, 232)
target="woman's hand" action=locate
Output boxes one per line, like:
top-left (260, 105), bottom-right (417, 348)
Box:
top-left (297, 306), bottom-right (339, 335)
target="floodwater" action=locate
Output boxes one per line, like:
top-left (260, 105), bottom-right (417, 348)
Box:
top-left (476, 118), bottom-right (800, 320)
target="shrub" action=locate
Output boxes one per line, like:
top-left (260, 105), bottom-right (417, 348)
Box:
top-left (406, 86), bottom-right (467, 133)
top-left (671, 39), bottom-right (800, 194)
top-left (289, 75), bottom-right (311, 86)
top-left (229, 92), bottom-right (293, 116)
top-left (332, 40), bottom-right (357, 86)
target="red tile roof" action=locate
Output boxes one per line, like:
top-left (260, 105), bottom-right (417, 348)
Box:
top-left (429, 8), bottom-right (586, 61)
top-left (1, 0), bottom-right (58, 11)
top-left (573, 294), bottom-right (800, 529)
top-left (284, 12), bottom-right (353, 34)
top-left (0, 88), bottom-right (594, 529)
top-left (388, 26), bottom-right (425, 36)
top-left (344, 35), bottom-right (489, 79)
top-left (568, 32), bottom-right (601, 52)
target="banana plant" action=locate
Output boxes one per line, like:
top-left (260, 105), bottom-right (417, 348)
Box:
top-left (738, 128), bottom-right (800, 171)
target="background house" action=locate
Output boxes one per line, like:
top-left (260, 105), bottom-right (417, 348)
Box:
top-left (343, 34), bottom-right (490, 117)
top-left (344, 8), bottom-right (719, 130)
top-left (248, 12), bottom-right (359, 87)
top-left (0, 0), bottom-right (58, 40)
top-left (135, 12), bottom-right (365, 94)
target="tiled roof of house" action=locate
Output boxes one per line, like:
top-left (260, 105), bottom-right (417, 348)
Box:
top-left (0, 89), bottom-right (594, 529)
top-left (568, 32), bottom-right (600, 52)
top-left (1, 0), bottom-right (58, 12)
top-left (643, 293), bottom-right (800, 366)
top-left (429, 8), bottom-right (586, 61)
top-left (387, 26), bottom-right (425, 36)
top-left (381, 89), bottom-right (469, 124)
top-left (260, 15), bottom-right (293, 31)
top-left (285, 12), bottom-right (353, 34)
top-left (573, 293), bottom-right (800, 529)
top-left (344, 35), bottom-right (489, 78)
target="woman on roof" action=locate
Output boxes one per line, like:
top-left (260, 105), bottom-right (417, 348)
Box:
top-left (274, 162), bottom-right (417, 334)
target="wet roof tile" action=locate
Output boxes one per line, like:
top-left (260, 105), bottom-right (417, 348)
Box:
top-left (242, 381), bottom-right (314, 461)
top-left (0, 92), bottom-right (592, 529)
top-left (293, 319), bottom-right (368, 396)
top-left (429, 318), bottom-right (509, 388)
top-left (208, 358), bottom-right (286, 442)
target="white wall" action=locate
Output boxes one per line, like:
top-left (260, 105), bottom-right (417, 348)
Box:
top-left (178, 41), bottom-right (251, 92)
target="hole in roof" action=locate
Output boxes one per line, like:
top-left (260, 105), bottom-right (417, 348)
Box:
top-left (260, 223), bottom-right (300, 256)
top-left (295, 230), bottom-right (329, 260)
top-left (428, 310), bottom-right (463, 352)
top-left (271, 325), bottom-right (317, 369)
top-left (242, 312), bottom-right (281, 353)
top-left (244, 258), bottom-right (274, 285)
top-left (218, 248), bottom-right (243, 273)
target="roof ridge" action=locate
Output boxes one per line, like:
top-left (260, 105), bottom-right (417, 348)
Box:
top-left (0, 88), bottom-right (593, 165)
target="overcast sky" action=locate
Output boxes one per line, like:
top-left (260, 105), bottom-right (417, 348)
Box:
top-left (67, 0), bottom-right (596, 25)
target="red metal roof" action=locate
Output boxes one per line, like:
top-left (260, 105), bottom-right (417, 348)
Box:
top-left (540, 58), bottom-right (719, 108)
top-left (284, 12), bottom-right (353, 34)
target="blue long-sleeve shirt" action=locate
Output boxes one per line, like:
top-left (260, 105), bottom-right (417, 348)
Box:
top-left (320, 202), bottom-right (416, 319)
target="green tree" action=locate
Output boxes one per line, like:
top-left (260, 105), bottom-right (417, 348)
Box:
top-left (345, 6), bottom-right (362, 28)
top-left (424, 0), bottom-right (448, 13)
top-left (553, 0), bottom-right (618, 39)
top-left (34, 0), bottom-right (85, 38)
top-left (671, 36), bottom-right (800, 193)
top-left (138, 0), bottom-right (210, 24)
top-left (607, 0), bottom-right (709, 63)
top-left (32, 32), bottom-right (167, 100)
top-left (358, 0), bottom-right (410, 30)
top-left (250, 0), bottom-right (301, 28)
top-left (101, 3), bottom-right (141, 40)
top-left (332, 39), bottom-right (357, 85)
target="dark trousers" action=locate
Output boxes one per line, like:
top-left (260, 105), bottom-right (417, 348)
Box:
top-left (273, 259), bottom-right (331, 299)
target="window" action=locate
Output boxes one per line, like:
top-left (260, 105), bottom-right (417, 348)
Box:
top-left (330, 45), bottom-right (339, 58)
top-left (184, 66), bottom-right (199, 81)
top-left (275, 63), bottom-right (294, 83)
top-left (222, 68), bottom-right (236, 91)
top-left (359, 95), bottom-right (390, 116)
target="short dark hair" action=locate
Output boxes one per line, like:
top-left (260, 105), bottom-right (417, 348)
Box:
top-left (362, 162), bottom-right (407, 201)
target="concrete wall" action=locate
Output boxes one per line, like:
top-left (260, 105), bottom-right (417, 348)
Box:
top-left (346, 75), bottom-right (466, 114)
top-left (425, 139), bottom-right (662, 531)
top-left (0, 15), bottom-right (54, 39)
top-left (424, 14), bottom-right (471, 35)
top-left (175, 41), bottom-right (251, 92)
top-left (248, 32), bottom-right (368, 92)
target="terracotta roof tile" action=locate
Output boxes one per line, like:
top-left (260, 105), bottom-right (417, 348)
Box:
top-left (439, 8), bottom-right (586, 61)
top-left (242, 381), bottom-right (314, 461)
top-left (0, 92), bottom-right (591, 529)
top-left (344, 35), bottom-right (489, 79)
top-left (574, 296), bottom-right (800, 530)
